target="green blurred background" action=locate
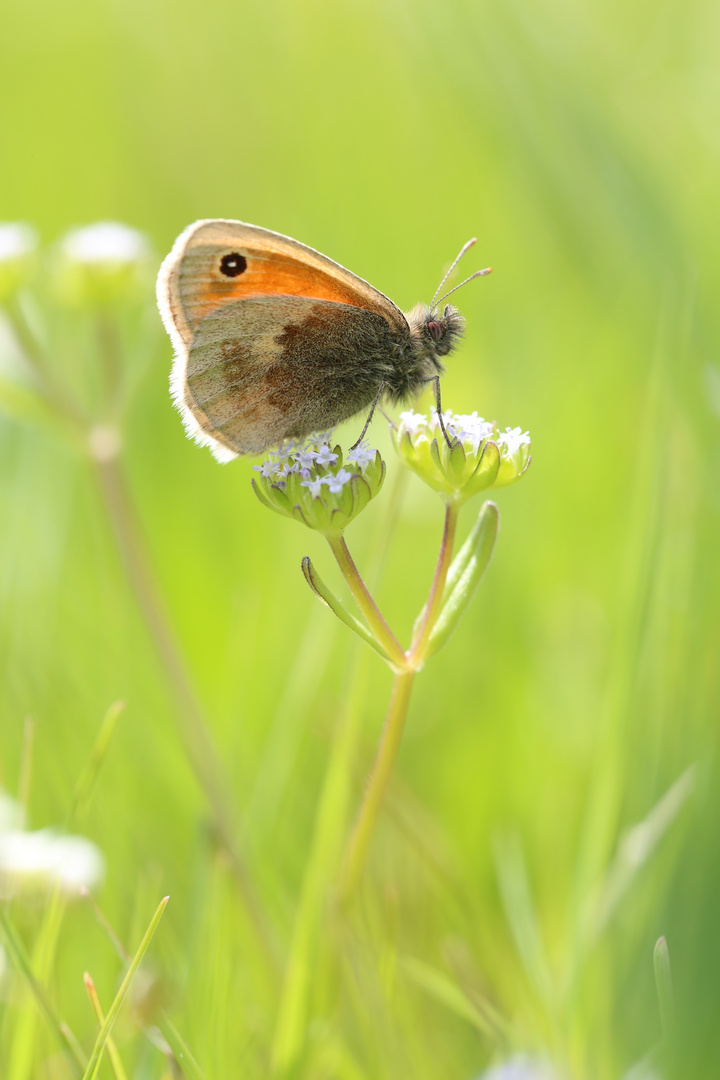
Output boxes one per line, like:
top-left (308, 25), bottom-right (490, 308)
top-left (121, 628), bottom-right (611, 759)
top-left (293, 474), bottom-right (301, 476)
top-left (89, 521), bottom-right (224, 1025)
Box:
top-left (1, 0), bottom-right (719, 1076)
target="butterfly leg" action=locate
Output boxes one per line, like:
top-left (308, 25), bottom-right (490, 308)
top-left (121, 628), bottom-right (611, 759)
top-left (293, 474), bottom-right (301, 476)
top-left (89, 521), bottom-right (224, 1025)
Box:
top-left (420, 375), bottom-right (455, 450)
top-left (349, 381), bottom-right (386, 450)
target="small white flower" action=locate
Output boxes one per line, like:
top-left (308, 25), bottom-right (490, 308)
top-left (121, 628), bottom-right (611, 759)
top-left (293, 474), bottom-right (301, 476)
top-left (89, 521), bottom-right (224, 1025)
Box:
top-left (345, 442), bottom-right (376, 472)
top-left (496, 426), bottom-right (531, 458)
top-left (0, 829), bottom-right (104, 899)
top-left (295, 448), bottom-right (319, 470)
top-left (326, 468), bottom-right (353, 494)
top-left (278, 461), bottom-right (301, 477)
top-left (253, 459), bottom-right (280, 478)
top-left (60, 222), bottom-right (150, 265)
top-left (452, 412), bottom-right (495, 451)
top-left (0, 223), bottom-right (38, 262)
top-left (274, 439), bottom-right (298, 463)
top-left (398, 411), bottom-right (428, 436)
top-left (301, 476), bottom-right (326, 498)
top-left (314, 444), bottom-right (339, 468)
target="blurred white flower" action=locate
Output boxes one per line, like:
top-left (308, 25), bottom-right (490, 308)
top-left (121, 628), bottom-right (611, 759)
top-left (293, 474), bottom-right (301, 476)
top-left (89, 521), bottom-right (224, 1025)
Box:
top-left (0, 223), bottom-right (38, 262)
top-left (0, 828), bottom-right (104, 899)
top-left (476, 1055), bottom-right (559, 1080)
top-left (53, 221), bottom-right (153, 306)
top-left (60, 222), bottom-right (150, 265)
top-left (0, 223), bottom-right (39, 299)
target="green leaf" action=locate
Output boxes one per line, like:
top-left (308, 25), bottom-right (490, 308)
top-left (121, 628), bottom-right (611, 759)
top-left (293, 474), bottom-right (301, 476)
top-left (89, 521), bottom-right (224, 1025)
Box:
top-left (301, 557), bottom-right (394, 664)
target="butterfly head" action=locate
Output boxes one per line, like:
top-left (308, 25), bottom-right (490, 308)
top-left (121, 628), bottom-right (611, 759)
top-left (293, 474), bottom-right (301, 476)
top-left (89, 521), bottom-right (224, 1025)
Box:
top-left (406, 302), bottom-right (466, 369)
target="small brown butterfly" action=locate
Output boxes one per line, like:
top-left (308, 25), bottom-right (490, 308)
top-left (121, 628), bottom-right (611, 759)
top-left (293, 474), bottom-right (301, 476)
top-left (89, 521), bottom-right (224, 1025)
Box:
top-left (156, 219), bottom-right (490, 461)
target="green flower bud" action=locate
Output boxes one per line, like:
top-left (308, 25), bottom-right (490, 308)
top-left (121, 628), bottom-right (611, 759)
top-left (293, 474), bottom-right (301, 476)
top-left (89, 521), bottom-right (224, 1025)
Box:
top-left (0, 223), bottom-right (38, 301)
top-left (392, 409), bottom-right (531, 504)
top-left (52, 222), bottom-right (153, 307)
top-left (252, 438), bottom-right (385, 535)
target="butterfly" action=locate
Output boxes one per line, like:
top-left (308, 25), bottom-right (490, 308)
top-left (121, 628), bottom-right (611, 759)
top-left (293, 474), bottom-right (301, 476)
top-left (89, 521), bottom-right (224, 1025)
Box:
top-left (156, 219), bottom-right (490, 461)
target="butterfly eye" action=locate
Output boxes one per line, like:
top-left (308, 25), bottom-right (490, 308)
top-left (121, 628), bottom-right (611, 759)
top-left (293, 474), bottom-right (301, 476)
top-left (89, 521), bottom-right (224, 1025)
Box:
top-left (427, 320), bottom-right (443, 341)
top-left (219, 252), bottom-right (247, 278)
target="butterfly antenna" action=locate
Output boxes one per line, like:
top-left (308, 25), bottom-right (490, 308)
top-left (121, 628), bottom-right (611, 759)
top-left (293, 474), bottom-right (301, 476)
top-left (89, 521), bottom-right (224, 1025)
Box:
top-left (433, 266), bottom-right (493, 309)
top-left (430, 237), bottom-right (478, 311)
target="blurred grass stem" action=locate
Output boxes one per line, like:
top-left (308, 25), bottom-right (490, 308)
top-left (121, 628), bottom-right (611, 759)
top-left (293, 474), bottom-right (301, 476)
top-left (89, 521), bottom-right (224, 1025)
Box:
top-left (91, 450), bottom-right (278, 971)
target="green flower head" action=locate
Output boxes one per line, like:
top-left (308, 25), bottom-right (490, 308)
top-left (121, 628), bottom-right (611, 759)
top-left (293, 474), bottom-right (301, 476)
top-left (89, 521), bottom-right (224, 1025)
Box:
top-left (252, 437), bottom-right (385, 536)
top-left (392, 409), bottom-right (531, 503)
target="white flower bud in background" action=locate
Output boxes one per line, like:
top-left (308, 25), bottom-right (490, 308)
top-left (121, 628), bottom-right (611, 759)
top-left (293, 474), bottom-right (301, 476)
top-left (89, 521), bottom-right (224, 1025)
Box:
top-left (53, 221), bottom-right (154, 307)
top-left (0, 223), bottom-right (39, 301)
top-left (0, 824), bottom-right (104, 900)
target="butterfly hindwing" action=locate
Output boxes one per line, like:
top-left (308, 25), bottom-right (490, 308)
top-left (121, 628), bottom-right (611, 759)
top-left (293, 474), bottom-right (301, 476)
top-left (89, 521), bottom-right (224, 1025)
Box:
top-left (182, 295), bottom-right (402, 456)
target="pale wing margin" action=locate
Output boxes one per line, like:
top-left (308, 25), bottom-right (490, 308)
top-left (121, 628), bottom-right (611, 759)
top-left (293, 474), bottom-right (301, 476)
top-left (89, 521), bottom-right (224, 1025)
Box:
top-left (157, 221), bottom-right (240, 461)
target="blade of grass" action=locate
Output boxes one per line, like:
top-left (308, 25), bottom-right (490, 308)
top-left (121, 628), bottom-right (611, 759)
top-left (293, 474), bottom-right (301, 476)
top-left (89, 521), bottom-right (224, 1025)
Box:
top-left (69, 700), bottom-right (125, 827)
top-left (270, 652), bottom-right (369, 1075)
top-left (654, 936), bottom-right (674, 1040)
top-left (84, 973), bottom-right (129, 1080)
top-left (0, 904), bottom-right (87, 1073)
top-left (81, 888), bottom-right (205, 1080)
top-left (81, 895), bottom-right (169, 1080)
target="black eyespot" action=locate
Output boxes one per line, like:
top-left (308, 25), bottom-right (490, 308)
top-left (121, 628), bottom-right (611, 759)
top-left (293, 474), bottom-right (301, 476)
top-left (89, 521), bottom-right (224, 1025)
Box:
top-left (220, 252), bottom-right (247, 278)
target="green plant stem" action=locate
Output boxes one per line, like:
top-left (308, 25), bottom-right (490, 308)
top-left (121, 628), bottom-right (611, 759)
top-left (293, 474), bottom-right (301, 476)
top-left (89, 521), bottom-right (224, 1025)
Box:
top-left (339, 669), bottom-right (415, 901)
top-left (5, 298), bottom-right (88, 431)
top-left (338, 500), bottom-right (459, 900)
top-left (409, 500), bottom-right (458, 664)
top-left (92, 452), bottom-right (278, 973)
top-left (326, 533), bottom-right (407, 669)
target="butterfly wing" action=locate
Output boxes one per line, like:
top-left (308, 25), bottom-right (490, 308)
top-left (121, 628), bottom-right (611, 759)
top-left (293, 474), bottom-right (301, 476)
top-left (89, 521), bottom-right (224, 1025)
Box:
top-left (184, 294), bottom-right (401, 456)
top-left (157, 219), bottom-right (409, 459)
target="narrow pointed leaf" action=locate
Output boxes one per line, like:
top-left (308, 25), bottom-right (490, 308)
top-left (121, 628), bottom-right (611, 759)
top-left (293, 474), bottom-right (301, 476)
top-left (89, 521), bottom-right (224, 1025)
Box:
top-left (301, 557), bottom-right (394, 664)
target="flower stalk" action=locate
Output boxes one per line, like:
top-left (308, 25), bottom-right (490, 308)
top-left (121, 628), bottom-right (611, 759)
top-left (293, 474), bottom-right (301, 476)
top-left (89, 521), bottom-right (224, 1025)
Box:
top-left (252, 407), bottom-right (530, 900)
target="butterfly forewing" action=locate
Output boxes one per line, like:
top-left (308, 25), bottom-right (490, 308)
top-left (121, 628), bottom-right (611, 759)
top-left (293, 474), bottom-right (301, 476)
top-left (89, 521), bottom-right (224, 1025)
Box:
top-left (159, 219), bottom-right (408, 345)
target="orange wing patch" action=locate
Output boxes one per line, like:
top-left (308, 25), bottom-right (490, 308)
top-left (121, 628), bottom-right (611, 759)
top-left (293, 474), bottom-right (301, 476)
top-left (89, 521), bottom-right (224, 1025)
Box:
top-left (178, 245), bottom-right (383, 333)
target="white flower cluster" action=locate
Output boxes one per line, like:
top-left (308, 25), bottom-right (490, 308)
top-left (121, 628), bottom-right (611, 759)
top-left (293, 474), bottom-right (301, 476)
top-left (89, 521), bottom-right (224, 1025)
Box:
top-left (0, 223), bottom-right (38, 262)
top-left (399, 410), bottom-right (530, 460)
top-left (253, 437), bottom-right (377, 499)
top-left (0, 786), bottom-right (104, 900)
top-left (59, 222), bottom-right (151, 265)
